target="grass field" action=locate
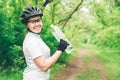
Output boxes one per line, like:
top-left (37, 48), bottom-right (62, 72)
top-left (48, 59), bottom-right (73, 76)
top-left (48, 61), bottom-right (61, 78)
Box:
top-left (96, 50), bottom-right (120, 80)
top-left (76, 48), bottom-right (120, 80)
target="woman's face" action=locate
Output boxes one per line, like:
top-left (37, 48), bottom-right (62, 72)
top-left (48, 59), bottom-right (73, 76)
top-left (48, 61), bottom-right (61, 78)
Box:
top-left (27, 16), bottom-right (43, 34)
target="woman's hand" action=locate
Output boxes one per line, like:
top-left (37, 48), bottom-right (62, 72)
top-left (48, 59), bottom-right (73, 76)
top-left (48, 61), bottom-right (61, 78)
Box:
top-left (57, 39), bottom-right (69, 52)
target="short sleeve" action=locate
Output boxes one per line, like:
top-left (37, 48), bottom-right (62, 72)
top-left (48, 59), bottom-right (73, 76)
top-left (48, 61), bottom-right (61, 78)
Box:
top-left (26, 39), bottom-right (43, 59)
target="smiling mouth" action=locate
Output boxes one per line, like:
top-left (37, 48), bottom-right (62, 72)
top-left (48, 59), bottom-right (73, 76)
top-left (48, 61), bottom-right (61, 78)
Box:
top-left (33, 26), bottom-right (41, 29)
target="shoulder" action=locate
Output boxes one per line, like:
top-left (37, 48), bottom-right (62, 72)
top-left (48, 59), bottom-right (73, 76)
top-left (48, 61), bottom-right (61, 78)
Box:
top-left (23, 33), bottom-right (38, 46)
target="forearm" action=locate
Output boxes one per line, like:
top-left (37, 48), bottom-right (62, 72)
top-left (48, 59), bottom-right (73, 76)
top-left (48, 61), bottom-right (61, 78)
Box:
top-left (34, 50), bottom-right (62, 72)
top-left (45, 50), bottom-right (62, 69)
top-left (44, 39), bottom-right (69, 70)
top-left (34, 39), bottom-right (69, 72)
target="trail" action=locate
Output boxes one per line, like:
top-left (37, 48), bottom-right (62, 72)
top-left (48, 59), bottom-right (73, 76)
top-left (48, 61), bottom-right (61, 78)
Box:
top-left (54, 47), bottom-right (108, 80)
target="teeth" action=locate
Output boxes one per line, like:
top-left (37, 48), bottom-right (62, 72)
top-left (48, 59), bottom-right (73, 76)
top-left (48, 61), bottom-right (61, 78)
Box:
top-left (34, 26), bottom-right (40, 29)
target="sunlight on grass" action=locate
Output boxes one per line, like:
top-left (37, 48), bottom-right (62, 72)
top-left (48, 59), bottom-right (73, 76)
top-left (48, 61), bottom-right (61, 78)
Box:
top-left (75, 46), bottom-right (120, 80)
top-left (76, 68), bottom-right (99, 80)
top-left (50, 63), bottom-right (64, 80)
top-left (106, 64), bottom-right (120, 80)
top-left (82, 55), bottom-right (91, 62)
top-left (95, 50), bottom-right (120, 80)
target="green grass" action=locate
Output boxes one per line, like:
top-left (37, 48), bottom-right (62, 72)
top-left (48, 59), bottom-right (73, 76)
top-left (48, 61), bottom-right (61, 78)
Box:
top-left (96, 50), bottom-right (120, 80)
top-left (76, 68), bottom-right (99, 80)
top-left (76, 46), bottom-right (120, 80)
top-left (50, 63), bottom-right (64, 80)
top-left (82, 55), bottom-right (91, 62)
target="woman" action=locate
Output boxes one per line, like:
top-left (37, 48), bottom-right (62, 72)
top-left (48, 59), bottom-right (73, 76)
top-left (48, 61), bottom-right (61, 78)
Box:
top-left (20, 6), bottom-right (69, 80)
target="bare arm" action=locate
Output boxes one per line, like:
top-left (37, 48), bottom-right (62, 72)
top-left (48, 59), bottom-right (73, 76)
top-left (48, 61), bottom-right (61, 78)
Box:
top-left (33, 50), bottom-right (62, 72)
top-left (34, 39), bottom-right (69, 72)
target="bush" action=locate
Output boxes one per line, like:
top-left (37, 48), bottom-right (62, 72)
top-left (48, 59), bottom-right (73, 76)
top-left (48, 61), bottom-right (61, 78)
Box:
top-left (93, 26), bottom-right (120, 50)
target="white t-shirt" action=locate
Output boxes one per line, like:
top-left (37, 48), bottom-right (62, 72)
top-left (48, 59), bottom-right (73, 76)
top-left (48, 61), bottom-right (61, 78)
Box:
top-left (23, 32), bottom-right (50, 80)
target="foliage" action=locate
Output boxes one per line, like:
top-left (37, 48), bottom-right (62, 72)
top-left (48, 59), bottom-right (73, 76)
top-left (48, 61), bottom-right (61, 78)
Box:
top-left (0, 68), bottom-right (23, 80)
top-left (0, 0), bottom-right (25, 72)
top-left (90, 0), bottom-right (120, 50)
top-left (92, 0), bottom-right (120, 27)
top-left (93, 26), bottom-right (120, 50)
top-left (0, 0), bottom-right (120, 80)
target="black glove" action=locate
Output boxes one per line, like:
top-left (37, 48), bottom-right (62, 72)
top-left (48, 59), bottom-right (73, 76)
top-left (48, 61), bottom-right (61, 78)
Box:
top-left (58, 39), bottom-right (69, 52)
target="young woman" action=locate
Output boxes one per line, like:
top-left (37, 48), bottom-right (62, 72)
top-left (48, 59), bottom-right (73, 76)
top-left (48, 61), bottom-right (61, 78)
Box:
top-left (20, 6), bottom-right (69, 80)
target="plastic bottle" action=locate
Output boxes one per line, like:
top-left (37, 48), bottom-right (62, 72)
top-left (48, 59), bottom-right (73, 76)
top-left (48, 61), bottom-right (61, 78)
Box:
top-left (50, 24), bottom-right (74, 54)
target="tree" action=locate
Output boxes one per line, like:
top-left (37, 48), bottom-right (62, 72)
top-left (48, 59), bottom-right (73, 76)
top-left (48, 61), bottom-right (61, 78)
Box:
top-left (59, 0), bottom-right (84, 28)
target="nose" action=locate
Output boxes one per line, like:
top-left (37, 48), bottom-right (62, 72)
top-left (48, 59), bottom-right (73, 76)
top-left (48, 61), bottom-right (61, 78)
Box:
top-left (34, 21), bottom-right (40, 26)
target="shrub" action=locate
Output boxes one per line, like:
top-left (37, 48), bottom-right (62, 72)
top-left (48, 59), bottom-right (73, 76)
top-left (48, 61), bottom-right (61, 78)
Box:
top-left (93, 26), bottom-right (120, 50)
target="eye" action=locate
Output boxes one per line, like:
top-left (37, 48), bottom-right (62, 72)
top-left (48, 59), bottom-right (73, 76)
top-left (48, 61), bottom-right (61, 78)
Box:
top-left (27, 18), bottom-right (42, 24)
top-left (36, 19), bottom-right (41, 22)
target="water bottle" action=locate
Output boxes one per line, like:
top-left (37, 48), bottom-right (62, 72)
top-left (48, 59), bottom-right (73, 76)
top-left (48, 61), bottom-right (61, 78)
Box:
top-left (50, 24), bottom-right (74, 54)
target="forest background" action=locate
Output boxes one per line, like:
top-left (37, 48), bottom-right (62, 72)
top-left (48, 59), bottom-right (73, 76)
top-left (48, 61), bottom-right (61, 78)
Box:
top-left (0, 0), bottom-right (120, 80)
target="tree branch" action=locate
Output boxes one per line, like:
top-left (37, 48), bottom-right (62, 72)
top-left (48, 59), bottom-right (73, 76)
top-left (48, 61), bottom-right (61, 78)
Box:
top-left (43, 0), bottom-right (52, 7)
top-left (59, 0), bottom-right (84, 28)
top-left (41, 0), bottom-right (53, 11)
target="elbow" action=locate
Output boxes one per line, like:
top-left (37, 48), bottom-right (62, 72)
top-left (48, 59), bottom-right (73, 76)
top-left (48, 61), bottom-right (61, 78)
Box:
top-left (41, 67), bottom-right (49, 72)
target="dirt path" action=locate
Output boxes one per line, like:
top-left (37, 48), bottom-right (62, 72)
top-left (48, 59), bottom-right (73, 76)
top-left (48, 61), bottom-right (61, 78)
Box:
top-left (54, 47), bottom-right (108, 80)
